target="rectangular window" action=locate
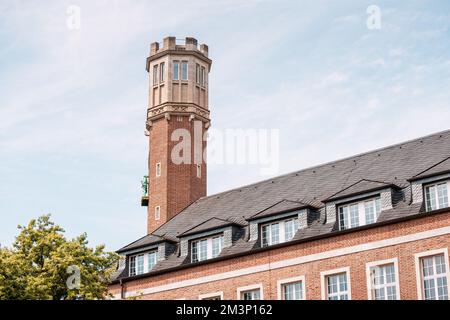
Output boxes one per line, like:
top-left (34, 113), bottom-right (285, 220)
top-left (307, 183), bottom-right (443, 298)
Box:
top-left (129, 251), bottom-right (157, 276)
top-left (181, 61), bottom-right (188, 80)
top-left (425, 182), bottom-right (449, 212)
top-left (155, 206), bottom-right (160, 220)
top-left (173, 61), bottom-right (179, 80)
top-left (191, 235), bottom-right (224, 262)
top-left (129, 255), bottom-right (136, 276)
top-left (201, 66), bottom-right (206, 86)
top-left (156, 163), bottom-right (161, 177)
top-left (148, 251), bottom-right (157, 272)
top-left (195, 63), bottom-right (200, 84)
top-left (339, 197), bottom-right (381, 230)
top-left (153, 65), bottom-right (158, 85)
top-left (282, 282), bottom-right (303, 300)
top-left (212, 236), bottom-right (223, 258)
top-left (420, 254), bottom-right (449, 300)
top-left (325, 272), bottom-right (349, 300)
top-left (241, 289), bottom-right (261, 300)
top-left (196, 164), bottom-right (201, 178)
top-left (261, 217), bottom-right (299, 247)
top-left (160, 62), bottom-right (165, 83)
top-left (129, 254), bottom-right (145, 276)
top-left (368, 262), bottom-right (398, 300)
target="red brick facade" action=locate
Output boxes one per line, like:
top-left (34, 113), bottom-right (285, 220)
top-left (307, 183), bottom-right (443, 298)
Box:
top-left (147, 116), bottom-right (207, 234)
top-left (110, 211), bottom-right (450, 300)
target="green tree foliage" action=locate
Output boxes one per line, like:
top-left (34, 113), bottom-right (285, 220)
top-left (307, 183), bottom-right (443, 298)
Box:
top-left (0, 215), bottom-right (119, 300)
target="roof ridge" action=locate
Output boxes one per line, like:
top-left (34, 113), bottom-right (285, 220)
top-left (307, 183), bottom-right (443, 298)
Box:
top-left (193, 128), bottom-right (450, 203)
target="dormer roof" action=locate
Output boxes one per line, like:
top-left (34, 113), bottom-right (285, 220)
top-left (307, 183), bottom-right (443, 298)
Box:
top-left (117, 234), bottom-right (176, 254)
top-left (323, 179), bottom-right (398, 202)
top-left (178, 217), bottom-right (244, 238)
top-left (247, 199), bottom-right (314, 221)
top-left (408, 156), bottom-right (450, 181)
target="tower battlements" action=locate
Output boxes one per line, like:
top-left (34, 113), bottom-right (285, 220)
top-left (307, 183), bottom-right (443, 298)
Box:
top-left (149, 36), bottom-right (209, 58)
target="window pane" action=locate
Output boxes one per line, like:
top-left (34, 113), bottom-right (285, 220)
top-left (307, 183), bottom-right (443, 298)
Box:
top-left (153, 65), bottom-right (158, 84)
top-left (212, 236), bottom-right (223, 258)
top-left (339, 206), bottom-right (348, 230)
top-left (437, 183), bottom-right (449, 209)
top-left (160, 62), bottom-right (165, 82)
top-left (349, 204), bottom-right (359, 227)
top-left (425, 185), bottom-right (437, 211)
top-left (173, 61), bottom-right (179, 80)
top-left (181, 61), bottom-right (188, 80)
top-left (262, 225), bottom-right (269, 247)
top-left (148, 252), bottom-right (157, 271)
top-left (364, 200), bottom-right (375, 224)
top-left (271, 223), bottom-right (279, 244)
top-left (136, 255), bottom-right (144, 275)
top-left (192, 241), bottom-right (198, 262)
top-left (129, 256), bottom-right (136, 276)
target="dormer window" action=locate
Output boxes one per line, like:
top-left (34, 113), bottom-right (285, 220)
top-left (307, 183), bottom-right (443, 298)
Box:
top-left (338, 197), bottom-right (381, 230)
top-left (424, 181), bottom-right (449, 212)
top-left (129, 250), bottom-right (157, 276)
top-left (261, 217), bottom-right (299, 247)
top-left (191, 234), bottom-right (224, 263)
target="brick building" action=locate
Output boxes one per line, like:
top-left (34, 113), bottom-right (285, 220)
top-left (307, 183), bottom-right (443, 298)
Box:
top-left (108, 37), bottom-right (450, 300)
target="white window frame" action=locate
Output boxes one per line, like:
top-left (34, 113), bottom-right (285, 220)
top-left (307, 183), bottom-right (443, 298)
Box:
top-left (261, 216), bottom-right (299, 247)
top-left (237, 283), bottom-right (263, 300)
top-left (338, 197), bottom-right (381, 230)
top-left (321, 267), bottom-right (351, 300)
top-left (366, 258), bottom-right (400, 300)
top-left (198, 291), bottom-right (224, 300)
top-left (129, 250), bottom-right (158, 276)
top-left (156, 162), bottom-right (161, 177)
top-left (191, 234), bottom-right (224, 263)
top-left (424, 181), bottom-right (450, 212)
top-left (415, 248), bottom-right (450, 300)
top-left (277, 275), bottom-right (306, 300)
top-left (154, 206), bottom-right (160, 220)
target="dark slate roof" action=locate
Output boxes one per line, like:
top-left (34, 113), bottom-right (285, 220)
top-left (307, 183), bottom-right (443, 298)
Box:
top-left (323, 179), bottom-right (397, 202)
top-left (178, 217), bottom-right (244, 237)
top-left (248, 199), bottom-right (312, 221)
top-left (117, 234), bottom-right (176, 253)
top-left (409, 156), bottom-right (450, 181)
top-left (114, 129), bottom-right (450, 281)
top-left (150, 129), bottom-right (450, 239)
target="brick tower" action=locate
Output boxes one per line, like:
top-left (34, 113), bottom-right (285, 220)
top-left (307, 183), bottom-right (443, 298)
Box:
top-left (143, 36), bottom-right (212, 234)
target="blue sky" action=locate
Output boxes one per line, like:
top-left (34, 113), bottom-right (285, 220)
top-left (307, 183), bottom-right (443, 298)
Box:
top-left (1, 0), bottom-right (450, 251)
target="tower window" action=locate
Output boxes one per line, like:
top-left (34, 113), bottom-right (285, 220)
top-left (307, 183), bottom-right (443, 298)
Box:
top-left (155, 206), bottom-right (160, 220)
top-left (173, 61), bottom-right (179, 80)
top-left (156, 163), bottom-right (161, 177)
top-left (181, 61), bottom-right (188, 80)
top-left (153, 65), bottom-right (158, 85)
top-left (196, 164), bottom-right (201, 178)
top-left (160, 62), bottom-right (165, 83)
top-left (201, 66), bottom-right (205, 86)
top-left (196, 63), bottom-right (200, 84)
